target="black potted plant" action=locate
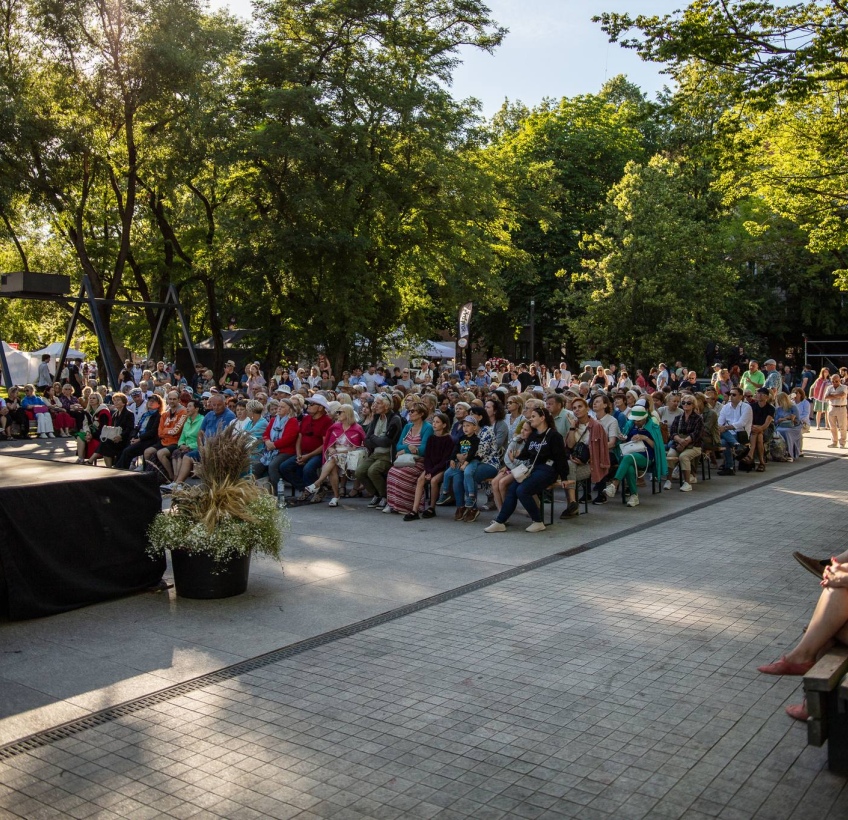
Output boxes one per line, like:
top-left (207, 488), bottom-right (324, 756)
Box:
top-left (147, 430), bottom-right (287, 598)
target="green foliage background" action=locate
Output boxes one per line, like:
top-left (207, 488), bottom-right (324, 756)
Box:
top-left (1, 0), bottom-right (846, 376)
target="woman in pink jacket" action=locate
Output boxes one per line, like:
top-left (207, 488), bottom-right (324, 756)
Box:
top-left (305, 405), bottom-right (365, 506)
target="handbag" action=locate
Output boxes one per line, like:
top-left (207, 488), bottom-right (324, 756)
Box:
top-left (619, 439), bottom-right (647, 457)
top-left (567, 427), bottom-right (590, 464)
top-left (511, 430), bottom-right (549, 483)
top-left (100, 425), bottom-right (121, 442)
top-left (393, 452), bottom-right (417, 467)
top-left (345, 447), bottom-right (366, 475)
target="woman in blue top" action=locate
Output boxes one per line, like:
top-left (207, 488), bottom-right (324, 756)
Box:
top-left (384, 399), bottom-right (433, 516)
top-left (242, 400), bottom-right (270, 471)
top-left (21, 384), bottom-right (55, 438)
top-left (604, 405), bottom-right (667, 508)
top-left (774, 392), bottom-right (802, 461)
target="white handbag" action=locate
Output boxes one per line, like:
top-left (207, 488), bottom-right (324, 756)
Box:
top-left (345, 447), bottom-right (366, 475)
top-left (100, 425), bottom-right (121, 442)
top-left (619, 440), bottom-right (647, 457)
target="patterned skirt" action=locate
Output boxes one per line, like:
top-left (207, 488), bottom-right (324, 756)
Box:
top-left (386, 463), bottom-right (425, 513)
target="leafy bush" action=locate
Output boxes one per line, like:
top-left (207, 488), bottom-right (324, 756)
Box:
top-left (147, 430), bottom-right (288, 563)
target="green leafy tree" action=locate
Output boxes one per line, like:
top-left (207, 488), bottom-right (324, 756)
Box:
top-left (239, 0), bottom-right (508, 374)
top-left (480, 83), bottom-right (649, 361)
top-left (0, 0), bottom-right (242, 377)
top-left (572, 155), bottom-right (735, 370)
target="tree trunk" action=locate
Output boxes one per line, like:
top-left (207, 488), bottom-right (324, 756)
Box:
top-left (203, 275), bottom-right (225, 377)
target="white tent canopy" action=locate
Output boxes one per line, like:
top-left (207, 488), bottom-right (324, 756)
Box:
top-left (1, 342), bottom-right (39, 386)
top-left (31, 342), bottom-right (86, 359)
top-left (414, 340), bottom-right (456, 361)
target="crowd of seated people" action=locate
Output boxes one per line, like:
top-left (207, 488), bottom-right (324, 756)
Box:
top-left (0, 354), bottom-right (819, 526)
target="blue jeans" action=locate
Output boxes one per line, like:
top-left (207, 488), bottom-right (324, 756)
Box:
top-left (496, 464), bottom-right (557, 524)
top-left (442, 465), bottom-right (467, 507)
top-left (463, 462), bottom-right (498, 507)
top-left (720, 430), bottom-right (740, 468)
top-left (279, 454), bottom-right (322, 491)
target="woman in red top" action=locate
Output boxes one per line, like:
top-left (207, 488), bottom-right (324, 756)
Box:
top-left (254, 398), bottom-right (299, 496)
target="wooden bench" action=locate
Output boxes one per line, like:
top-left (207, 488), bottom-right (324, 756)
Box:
top-left (803, 646), bottom-right (848, 773)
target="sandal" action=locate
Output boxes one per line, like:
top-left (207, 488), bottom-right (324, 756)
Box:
top-left (756, 464), bottom-right (766, 472)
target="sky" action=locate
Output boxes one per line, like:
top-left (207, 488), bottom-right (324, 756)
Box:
top-left (208, 0), bottom-right (686, 118)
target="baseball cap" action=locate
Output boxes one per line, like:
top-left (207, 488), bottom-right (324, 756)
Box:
top-left (201, 391), bottom-right (212, 398)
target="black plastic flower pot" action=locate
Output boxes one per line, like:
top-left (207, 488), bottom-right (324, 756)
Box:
top-left (169, 548), bottom-right (251, 599)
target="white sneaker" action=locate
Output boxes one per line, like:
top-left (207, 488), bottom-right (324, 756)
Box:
top-left (47, 432), bottom-right (55, 438)
top-left (305, 483), bottom-right (319, 494)
top-left (671, 466), bottom-right (679, 478)
top-left (161, 482), bottom-right (182, 493)
top-left (328, 497), bottom-right (339, 507)
top-left (525, 521), bottom-right (546, 533)
top-left (786, 457), bottom-right (794, 463)
top-left (38, 433), bottom-right (47, 438)
top-left (680, 482), bottom-right (692, 492)
top-left (484, 521), bottom-right (506, 533)
top-left (382, 504), bottom-right (393, 514)
top-left (689, 475), bottom-right (697, 484)
top-left (604, 483), bottom-right (617, 498)
top-left (626, 495), bottom-right (640, 507)
top-left (663, 480), bottom-right (672, 491)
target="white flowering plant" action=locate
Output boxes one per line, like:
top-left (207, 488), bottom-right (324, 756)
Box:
top-left (147, 430), bottom-right (288, 563)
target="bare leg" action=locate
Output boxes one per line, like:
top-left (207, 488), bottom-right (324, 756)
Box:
top-left (429, 473), bottom-right (444, 508)
top-left (175, 456), bottom-right (194, 483)
top-left (490, 474), bottom-right (502, 509)
top-left (412, 471), bottom-right (427, 512)
top-left (309, 459), bottom-right (336, 489)
top-left (784, 588), bottom-right (848, 665)
top-left (157, 447), bottom-right (174, 479)
top-left (328, 463), bottom-right (340, 498)
top-left (751, 431), bottom-right (764, 465)
top-left (104, 456), bottom-right (114, 468)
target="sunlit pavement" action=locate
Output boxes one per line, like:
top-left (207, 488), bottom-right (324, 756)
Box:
top-left (0, 430), bottom-right (846, 817)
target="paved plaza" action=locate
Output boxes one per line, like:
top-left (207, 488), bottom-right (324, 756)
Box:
top-left (1, 431), bottom-right (847, 817)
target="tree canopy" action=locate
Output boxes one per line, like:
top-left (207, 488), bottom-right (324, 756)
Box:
top-left (0, 0), bottom-right (846, 377)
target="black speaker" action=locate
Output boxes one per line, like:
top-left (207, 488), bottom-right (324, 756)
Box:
top-left (0, 272), bottom-right (71, 296)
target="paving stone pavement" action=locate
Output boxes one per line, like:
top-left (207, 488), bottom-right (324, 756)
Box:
top-left (1, 454), bottom-right (848, 817)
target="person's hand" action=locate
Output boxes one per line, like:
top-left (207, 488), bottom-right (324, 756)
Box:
top-left (822, 559), bottom-right (848, 588)
top-left (264, 439), bottom-right (275, 450)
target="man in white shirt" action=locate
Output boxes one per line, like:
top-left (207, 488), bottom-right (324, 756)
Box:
top-left (415, 360), bottom-right (434, 385)
top-left (717, 387), bottom-right (753, 474)
top-left (127, 388), bottom-right (148, 426)
top-left (824, 374), bottom-right (848, 448)
top-left (363, 365), bottom-right (380, 393)
top-left (656, 363), bottom-right (670, 391)
top-left (558, 362), bottom-right (572, 384)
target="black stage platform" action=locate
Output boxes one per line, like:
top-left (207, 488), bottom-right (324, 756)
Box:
top-left (0, 454), bottom-right (165, 619)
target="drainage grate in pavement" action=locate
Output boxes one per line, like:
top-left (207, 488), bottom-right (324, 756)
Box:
top-left (0, 455), bottom-right (833, 761)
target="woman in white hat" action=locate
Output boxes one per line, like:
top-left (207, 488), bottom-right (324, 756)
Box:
top-left (604, 405), bottom-right (667, 508)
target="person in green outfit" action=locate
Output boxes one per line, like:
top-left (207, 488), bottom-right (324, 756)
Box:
top-left (739, 360), bottom-right (766, 396)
